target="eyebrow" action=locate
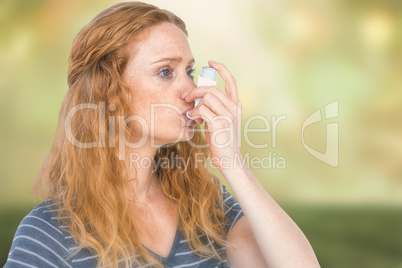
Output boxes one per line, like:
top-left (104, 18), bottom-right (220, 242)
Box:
top-left (151, 57), bottom-right (195, 65)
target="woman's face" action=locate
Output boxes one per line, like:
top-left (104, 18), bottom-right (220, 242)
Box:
top-left (123, 22), bottom-right (197, 147)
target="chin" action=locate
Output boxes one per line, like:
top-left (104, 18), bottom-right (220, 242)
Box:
top-left (154, 126), bottom-right (195, 147)
top-left (174, 127), bottom-right (196, 143)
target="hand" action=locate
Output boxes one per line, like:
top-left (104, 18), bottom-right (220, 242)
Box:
top-left (181, 60), bottom-right (242, 171)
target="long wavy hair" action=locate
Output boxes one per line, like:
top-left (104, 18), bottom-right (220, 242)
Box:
top-left (33, 2), bottom-right (229, 267)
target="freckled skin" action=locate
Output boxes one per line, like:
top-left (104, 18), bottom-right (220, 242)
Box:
top-left (123, 22), bottom-right (196, 147)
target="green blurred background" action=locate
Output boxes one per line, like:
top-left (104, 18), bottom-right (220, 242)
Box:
top-left (0, 0), bottom-right (401, 267)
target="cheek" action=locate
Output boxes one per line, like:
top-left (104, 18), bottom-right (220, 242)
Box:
top-left (151, 92), bottom-right (181, 125)
top-left (154, 106), bottom-right (182, 127)
top-left (152, 105), bottom-right (186, 140)
top-left (130, 86), bottom-right (184, 137)
top-left (130, 87), bottom-right (160, 117)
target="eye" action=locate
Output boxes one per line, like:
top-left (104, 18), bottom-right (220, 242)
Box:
top-left (158, 67), bottom-right (173, 78)
top-left (187, 68), bottom-right (195, 81)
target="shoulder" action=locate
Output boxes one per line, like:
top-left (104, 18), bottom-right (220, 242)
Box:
top-left (16, 199), bottom-right (67, 238)
top-left (4, 199), bottom-right (75, 268)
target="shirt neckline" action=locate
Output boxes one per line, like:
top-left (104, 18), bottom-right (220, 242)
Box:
top-left (144, 227), bottom-right (181, 262)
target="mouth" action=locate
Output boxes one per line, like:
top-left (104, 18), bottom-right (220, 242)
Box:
top-left (181, 106), bottom-right (197, 127)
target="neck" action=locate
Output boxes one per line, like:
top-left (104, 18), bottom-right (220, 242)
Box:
top-left (125, 144), bottom-right (160, 203)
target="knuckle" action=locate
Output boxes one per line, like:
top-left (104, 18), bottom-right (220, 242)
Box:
top-left (207, 86), bottom-right (216, 93)
top-left (203, 93), bottom-right (213, 102)
top-left (215, 121), bottom-right (224, 128)
top-left (217, 121), bottom-right (228, 128)
top-left (229, 75), bottom-right (236, 84)
top-left (198, 105), bottom-right (206, 113)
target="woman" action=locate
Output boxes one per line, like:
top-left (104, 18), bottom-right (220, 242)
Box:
top-left (5, 2), bottom-right (320, 268)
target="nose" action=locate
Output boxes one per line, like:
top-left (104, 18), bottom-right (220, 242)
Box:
top-left (179, 73), bottom-right (196, 100)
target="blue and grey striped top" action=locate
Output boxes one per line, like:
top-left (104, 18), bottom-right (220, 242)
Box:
top-left (5, 184), bottom-right (244, 268)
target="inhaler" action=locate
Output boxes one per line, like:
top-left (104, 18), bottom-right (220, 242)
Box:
top-left (186, 66), bottom-right (217, 120)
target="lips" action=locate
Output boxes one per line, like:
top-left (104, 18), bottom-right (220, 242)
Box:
top-left (183, 105), bottom-right (195, 116)
top-left (181, 114), bottom-right (197, 126)
top-left (181, 105), bottom-right (196, 126)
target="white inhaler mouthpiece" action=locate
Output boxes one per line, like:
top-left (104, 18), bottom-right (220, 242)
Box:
top-left (187, 66), bottom-right (217, 120)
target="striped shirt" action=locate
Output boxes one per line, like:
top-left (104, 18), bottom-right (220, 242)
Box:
top-left (4, 184), bottom-right (244, 268)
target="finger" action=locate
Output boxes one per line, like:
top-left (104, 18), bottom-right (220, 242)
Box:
top-left (190, 105), bottom-right (235, 149)
top-left (194, 117), bottom-right (203, 125)
top-left (194, 92), bottom-right (232, 118)
top-left (188, 104), bottom-right (217, 133)
top-left (186, 111), bottom-right (203, 124)
top-left (184, 86), bottom-right (238, 116)
top-left (208, 60), bottom-right (239, 103)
